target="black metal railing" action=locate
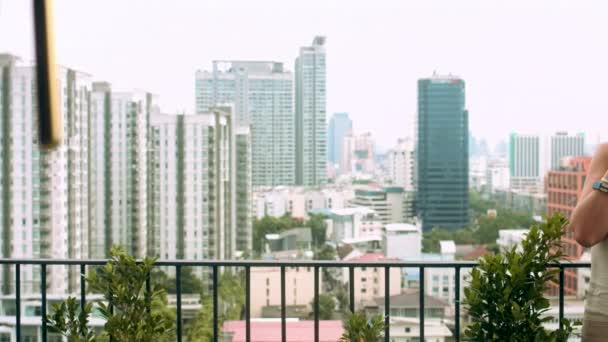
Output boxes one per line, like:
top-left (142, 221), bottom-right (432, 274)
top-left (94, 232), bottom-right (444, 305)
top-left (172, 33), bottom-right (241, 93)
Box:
top-left (0, 259), bottom-right (591, 342)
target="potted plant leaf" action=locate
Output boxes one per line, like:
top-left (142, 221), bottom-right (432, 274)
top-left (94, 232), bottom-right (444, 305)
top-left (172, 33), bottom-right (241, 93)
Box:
top-left (463, 213), bottom-right (580, 341)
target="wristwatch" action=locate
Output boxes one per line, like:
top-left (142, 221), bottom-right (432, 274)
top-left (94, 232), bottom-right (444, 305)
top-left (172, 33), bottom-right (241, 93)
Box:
top-left (592, 179), bottom-right (608, 193)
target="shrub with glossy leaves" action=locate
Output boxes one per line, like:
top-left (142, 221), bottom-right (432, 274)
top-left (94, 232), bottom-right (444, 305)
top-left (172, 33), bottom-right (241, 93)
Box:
top-left (339, 311), bottom-right (384, 342)
top-left (463, 213), bottom-right (579, 341)
top-left (47, 247), bottom-right (175, 342)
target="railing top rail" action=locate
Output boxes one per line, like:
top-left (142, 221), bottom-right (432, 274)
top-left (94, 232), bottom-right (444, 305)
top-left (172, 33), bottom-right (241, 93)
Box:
top-left (0, 258), bottom-right (592, 268)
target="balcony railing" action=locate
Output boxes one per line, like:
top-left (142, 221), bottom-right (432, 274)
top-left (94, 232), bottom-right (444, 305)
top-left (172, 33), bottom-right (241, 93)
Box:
top-left (0, 259), bottom-right (591, 342)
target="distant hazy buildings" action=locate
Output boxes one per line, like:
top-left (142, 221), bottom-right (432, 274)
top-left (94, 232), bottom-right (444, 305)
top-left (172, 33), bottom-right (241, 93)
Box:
top-left (383, 223), bottom-right (422, 260)
top-left (485, 158), bottom-right (510, 193)
top-left (386, 138), bottom-right (414, 191)
top-left (548, 132), bottom-right (585, 171)
top-left (195, 61), bottom-right (295, 186)
top-left (253, 186), bottom-right (354, 220)
top-left (328, 207), bottom-right (382, 243)
top-left (328, 113), bottom-right (352, 166)
top-left (341, 132), bottom-right (375, 175)
top-left (350, 187), bottom-right (411, 224)
top-left (416, 74), bottom-right (469, 231)
top-left (509, 133), bottom-right (541, 191)
top-left (296, 36), bottom-right (327, 186)
top-left (546, 156), bottom-right (591, 296)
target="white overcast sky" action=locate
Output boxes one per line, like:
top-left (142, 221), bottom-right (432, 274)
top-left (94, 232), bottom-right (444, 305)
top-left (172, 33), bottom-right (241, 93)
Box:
top-left (1, 0), bottom-right (607, 149)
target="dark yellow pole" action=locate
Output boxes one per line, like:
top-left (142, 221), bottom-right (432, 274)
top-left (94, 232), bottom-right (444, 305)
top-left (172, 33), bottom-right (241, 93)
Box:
top-left (33, 0), bottom-right (62, 149)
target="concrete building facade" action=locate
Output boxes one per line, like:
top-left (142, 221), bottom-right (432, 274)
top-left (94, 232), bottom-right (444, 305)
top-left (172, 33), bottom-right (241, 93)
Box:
top-left (295, 36), bottom-right (327, 186)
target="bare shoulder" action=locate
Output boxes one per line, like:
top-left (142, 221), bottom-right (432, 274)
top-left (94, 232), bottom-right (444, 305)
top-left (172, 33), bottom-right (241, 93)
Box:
top-left (590, 143), bottom-right (608, 175)
top-left (596, 143), bottom-right (608, 157)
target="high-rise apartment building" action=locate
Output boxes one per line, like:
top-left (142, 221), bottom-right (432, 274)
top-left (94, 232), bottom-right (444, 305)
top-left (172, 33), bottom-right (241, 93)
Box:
top-left (387, 137), bottom-right (414, 191)
top-left (234, 126), bottom-right (253, 254)
top-left (546, 156), bottom-right (591, 296)
top-left (195, 61), bottom-right (294, 187)
top-left (548, 132), bottom-right (585, 171)
top-left (341, 132), bottom-right (375, 174)
top-left (0, 54), bottom-right (90, 294)
top-left (149, 107), bottom-right (251, 269)
top-left (416, 74), bottom-right (469, 231)
top-left (89, 82), bottom-right (158, 259)
top-left (328, 113), bottom-right (352, 165)
top-left (295, 36), bottom-right (327, 186)
top-left (509, 133), bottom-right (541, 191)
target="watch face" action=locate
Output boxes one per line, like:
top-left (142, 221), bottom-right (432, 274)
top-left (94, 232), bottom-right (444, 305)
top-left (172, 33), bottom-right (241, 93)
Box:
top-left (594, 181), bottom-right (608, 193)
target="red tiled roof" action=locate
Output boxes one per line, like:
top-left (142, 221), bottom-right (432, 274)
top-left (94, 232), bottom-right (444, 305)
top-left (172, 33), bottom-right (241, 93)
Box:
top-left (462, 247), bottom-right (489, 260)
top-left (348, 253), bottom-right (396, 262)
top-left (222, 320), bottom-right (343, 342)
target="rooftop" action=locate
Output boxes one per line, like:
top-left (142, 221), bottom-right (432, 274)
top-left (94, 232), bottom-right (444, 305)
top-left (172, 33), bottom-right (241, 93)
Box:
top-left (385, 223), bottom-right (419, 232)
top-left (222, 319), bottom-right (342, 342)
top-left (374, 291), bottom-right (449, 309)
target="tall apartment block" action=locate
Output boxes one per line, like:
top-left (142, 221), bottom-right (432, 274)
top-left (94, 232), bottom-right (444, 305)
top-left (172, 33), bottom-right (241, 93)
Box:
top-left (548, 132), bottom-right (585, 171)
top-left (387, 137), bottom-right (414, 191)
top-left (328, 112), bottom-right (352, 165)
top-left (509, 133), bottom-right (541, 191)
top-left (341, 132), bottom-right (376, 174)
top-left (546, 156), bottom-right (591, 296)
top-left (295, 36), bottom-right (327, 186)
top-left (89, 82), bottom-right (158, 259)
top-left (148, 107), bottom-right (252, 270)
top-left (416, 74), bottom-right (469, 231)
top-left (195, 61), bottom-right (294, 187)
top-left (0, 54), bottom-right (90, 294)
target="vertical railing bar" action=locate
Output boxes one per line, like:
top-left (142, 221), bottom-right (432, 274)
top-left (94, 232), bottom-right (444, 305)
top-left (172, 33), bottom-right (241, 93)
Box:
top-left (419, 266), bottom-right (425, 341)
top-left (41, 264), bottom-right (47, 342)
top-left (559, 265), bottom-right (564, 331)
top-left (246, 266), bottom-right (251, 342)
top-left (384, 266), bottom-right (390, 342)
top-left (80, 264), bottom-right (86, 313)
top-left (176, 265), bottom-right (182, 342)
top-left (281, 266), bottom-right (286, 342)
top-left (314, 266), bottom-right (319, 342)
top-left (349, 266), bottom-right (355, 313)
top-left (455, 266), bottom-right (461, 342)
top-left (16, 263), bottom-right (21, 342)
top-left (145, 271), bottom-right (151, 314)
top-left (213, 265), bottom-right (219, 342)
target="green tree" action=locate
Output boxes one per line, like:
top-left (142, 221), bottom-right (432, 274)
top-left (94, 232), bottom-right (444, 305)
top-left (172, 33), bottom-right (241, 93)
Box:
top-left (312, 293), bottom-right (336, 320)
top-left (161, 266), bottom-right (204, 295)
top-left (186, 270), bottom-right (245, 341)
top-left (307, 214), bottom-right (328, 249)
top-left (252, 214), bottom-right (302, 255)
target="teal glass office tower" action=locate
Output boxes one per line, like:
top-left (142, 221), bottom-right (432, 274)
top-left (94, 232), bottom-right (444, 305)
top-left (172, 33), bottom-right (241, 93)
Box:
top-left (328, 112), bottom-right (352, 165)
top-left (416, 75), bottom-right (469, 231)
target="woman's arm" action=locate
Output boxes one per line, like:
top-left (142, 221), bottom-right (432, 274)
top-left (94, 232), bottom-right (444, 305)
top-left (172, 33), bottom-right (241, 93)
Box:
top-left (571, 144), bottom-right (608, 247)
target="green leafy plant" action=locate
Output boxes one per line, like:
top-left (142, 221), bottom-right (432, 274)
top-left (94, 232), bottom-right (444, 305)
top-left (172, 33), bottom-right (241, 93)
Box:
top-left (463, 213), bottom-right (580, 341)
top-left (339, 311), bottom-right (384, 342)
top-left (47, 297), bottom-right (96, 342)
top-left (47, 247), bottom-right (175, 342)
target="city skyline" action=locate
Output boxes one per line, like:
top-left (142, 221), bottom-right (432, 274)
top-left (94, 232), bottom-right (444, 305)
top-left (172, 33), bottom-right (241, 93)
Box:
top-left (3, 0), bottom-right (608, 148)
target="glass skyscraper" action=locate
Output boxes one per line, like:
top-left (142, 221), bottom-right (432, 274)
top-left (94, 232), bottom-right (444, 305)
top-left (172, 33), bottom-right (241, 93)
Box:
top-left (296, 36), bottom-right (327, 186)
top-left (328, 112), bottom-right (352, 165)
top-left (416, 74), bottom-right (469, 231)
